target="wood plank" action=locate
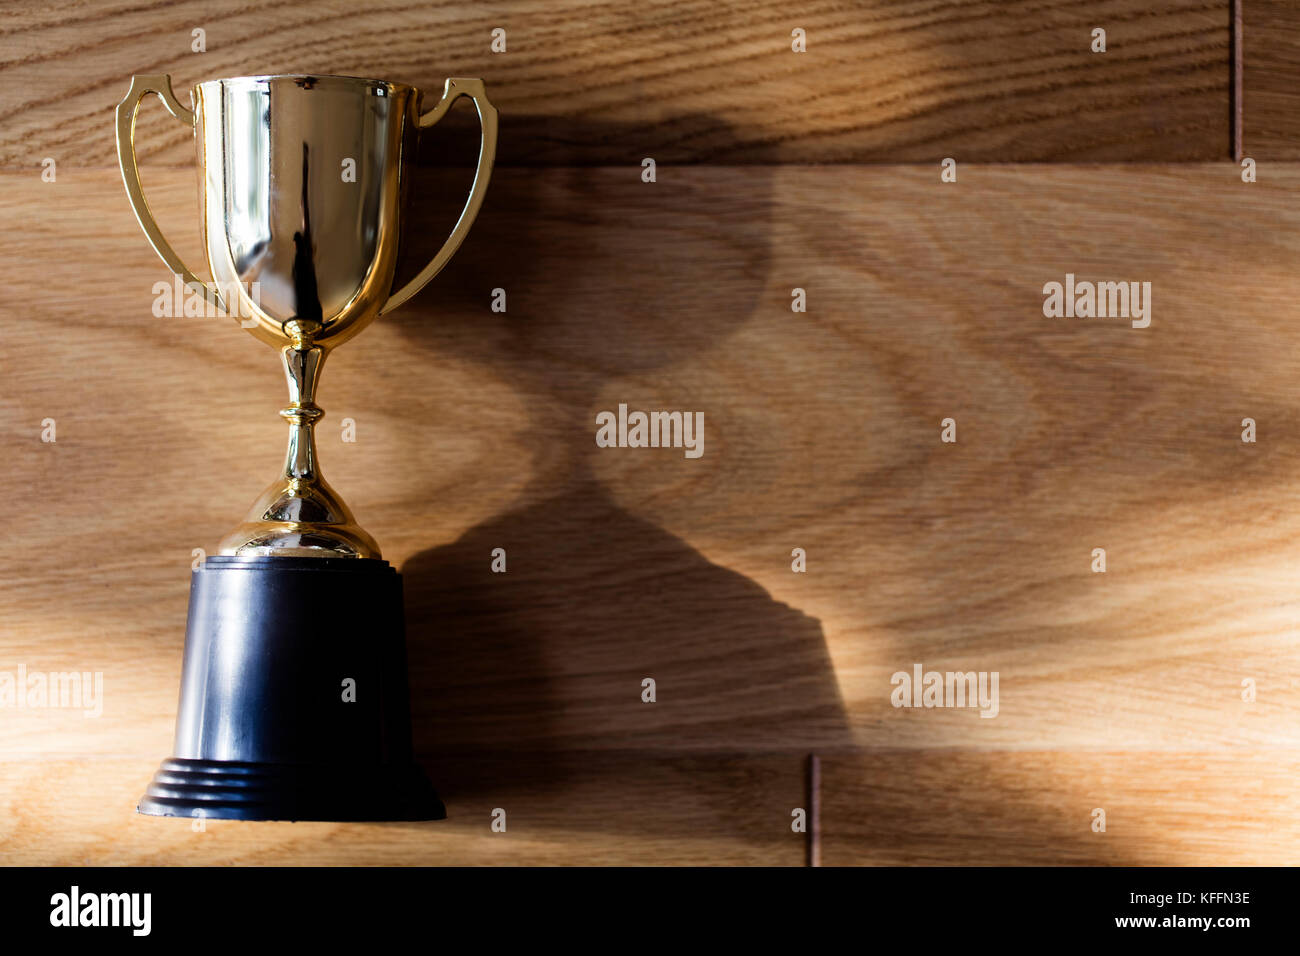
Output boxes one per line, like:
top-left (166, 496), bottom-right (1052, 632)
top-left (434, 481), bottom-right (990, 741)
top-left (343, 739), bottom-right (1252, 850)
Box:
top-left (0, 754), bottom-right (805, 864)
top-left (0, 0), bottom-right (1231, 167)
top-left (1242, 0), bottom-right (1300, 157)
top-left (820, 752), bottom-right (1300, 865)
top-left (4, 163), bottom-right (1300, 862)
top-left (5, 164), bottom-right (1300, 760)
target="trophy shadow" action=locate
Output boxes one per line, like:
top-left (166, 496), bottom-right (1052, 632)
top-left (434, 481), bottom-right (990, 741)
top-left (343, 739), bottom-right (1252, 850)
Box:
top-left (384, 114), bottom-right (854, 833)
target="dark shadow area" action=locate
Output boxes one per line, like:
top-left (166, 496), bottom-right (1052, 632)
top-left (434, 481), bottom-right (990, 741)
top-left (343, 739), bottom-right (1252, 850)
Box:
top-left (383, 110), bottom-right (1150, 864)
top-left (421, 107), bottom-right (802, 165)
top-left (389, 112), bottom-right (853, 819)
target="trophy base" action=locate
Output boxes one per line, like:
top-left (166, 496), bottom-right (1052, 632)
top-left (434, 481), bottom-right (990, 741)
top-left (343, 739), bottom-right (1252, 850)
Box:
top-left (138, 555), bottom-right (444, 822)
top-left (138, 757), bottom-right (444, 822)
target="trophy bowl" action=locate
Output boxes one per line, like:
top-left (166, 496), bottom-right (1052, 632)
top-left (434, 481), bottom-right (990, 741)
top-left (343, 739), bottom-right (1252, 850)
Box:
top-left (116, 73), bottom-right (497, 821)
top-left (195, 74), bottom-right (416, 348)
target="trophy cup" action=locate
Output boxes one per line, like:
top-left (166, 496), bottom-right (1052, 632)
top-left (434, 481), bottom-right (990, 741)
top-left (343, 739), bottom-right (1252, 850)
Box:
top-left (115, 73), bottom-right (497, 820)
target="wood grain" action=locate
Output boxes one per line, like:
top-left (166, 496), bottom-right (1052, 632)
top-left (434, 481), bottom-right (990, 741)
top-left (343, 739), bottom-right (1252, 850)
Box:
top-left (821, 752), bottom-right (1300, 865)
top-left (1242, 0), bottom-right (1300, 157)
top-left (0, 755), bottom-right (805, 865)
top-left (3, 162), bottom-right (1300, 862)
top-left (0, 0), bottom-right (1232, 167)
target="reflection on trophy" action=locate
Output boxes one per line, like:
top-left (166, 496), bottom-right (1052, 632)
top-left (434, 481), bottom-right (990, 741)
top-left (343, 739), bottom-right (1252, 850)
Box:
top-left (116, 73), bottom-right (497, 820)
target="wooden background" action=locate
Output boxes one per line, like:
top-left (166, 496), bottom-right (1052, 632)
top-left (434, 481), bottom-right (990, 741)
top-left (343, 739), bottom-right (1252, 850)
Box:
top-left (2, 0), bottom-right (1299, 865)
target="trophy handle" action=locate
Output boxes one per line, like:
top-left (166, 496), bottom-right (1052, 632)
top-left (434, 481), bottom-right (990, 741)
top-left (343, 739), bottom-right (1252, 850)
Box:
top-left (380, 77), bottom-right (499, 315)
top-left (115, 74), bottom-right (224, 312)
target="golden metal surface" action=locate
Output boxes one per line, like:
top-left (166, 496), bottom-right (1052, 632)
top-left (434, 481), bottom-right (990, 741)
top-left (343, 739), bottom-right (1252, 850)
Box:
top-left (114, 75), bottom-right (222, 314)
top-left (116, 73), bottom-right (498, 557)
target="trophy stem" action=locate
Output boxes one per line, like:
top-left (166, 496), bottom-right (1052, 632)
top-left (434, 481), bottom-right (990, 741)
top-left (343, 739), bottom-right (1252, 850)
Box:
top-left (280, 341), bottom-right (325, 485)
top-left (215, 334), bottom-right (380, 559)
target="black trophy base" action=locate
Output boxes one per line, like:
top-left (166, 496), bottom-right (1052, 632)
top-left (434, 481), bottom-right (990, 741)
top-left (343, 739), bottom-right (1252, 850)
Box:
top-left (138, 757), bottom-right (444, 822)
top-left (138, 555), bottom-right (444, 822)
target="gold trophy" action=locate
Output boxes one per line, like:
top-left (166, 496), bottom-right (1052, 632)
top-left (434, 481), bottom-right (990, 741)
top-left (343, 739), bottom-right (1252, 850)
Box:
top-left (116, 74), bottom-right (497, 820)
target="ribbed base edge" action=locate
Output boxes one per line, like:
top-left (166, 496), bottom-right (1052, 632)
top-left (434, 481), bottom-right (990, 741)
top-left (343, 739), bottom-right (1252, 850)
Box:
top-left (137, 758), bottom-right (446, 822)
